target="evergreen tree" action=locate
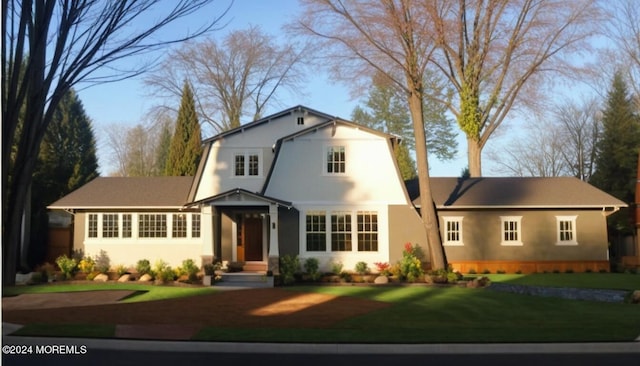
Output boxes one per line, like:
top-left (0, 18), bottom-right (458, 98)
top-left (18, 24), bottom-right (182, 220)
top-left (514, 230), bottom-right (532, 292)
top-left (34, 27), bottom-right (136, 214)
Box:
top-left (590, 72), bottom-right (640, 234)
top-left (31, 89), bottom-right (99, 265)
top-left (155, 119), bottom-right (173, 176)
top-left (165, 82), bottom-right (202, 176)
top-left (351, 73), bottom-right (458, 180)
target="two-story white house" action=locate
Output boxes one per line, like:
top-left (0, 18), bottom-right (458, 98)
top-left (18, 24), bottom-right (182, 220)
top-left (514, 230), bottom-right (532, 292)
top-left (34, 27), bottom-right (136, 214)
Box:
top-left (49, 105), bottom-right (626, 275)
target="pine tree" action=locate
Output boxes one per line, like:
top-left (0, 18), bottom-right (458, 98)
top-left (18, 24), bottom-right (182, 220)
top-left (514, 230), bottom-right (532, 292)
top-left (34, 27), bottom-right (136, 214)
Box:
top-left (155, 119), bottom-right (173, 176)
top-left (590, 72), bottom-right (640, 233)
top-left (31, 89), bottom-right (99, 265)
top-left (165, 82), bottom-right (202, 176)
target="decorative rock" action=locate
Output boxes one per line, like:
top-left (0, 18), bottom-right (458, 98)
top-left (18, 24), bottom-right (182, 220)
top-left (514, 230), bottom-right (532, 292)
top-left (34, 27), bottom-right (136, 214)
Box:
top-left (138, 273), bottom-right (153, 282)
top-left (118, 274), bottom-right (131, 282)
top-left (93, 273), bottom-right (109, 282)
top-left (631, 290), bottom-right (640, 304)
top-left (374, 275), bottom-right (389, 284)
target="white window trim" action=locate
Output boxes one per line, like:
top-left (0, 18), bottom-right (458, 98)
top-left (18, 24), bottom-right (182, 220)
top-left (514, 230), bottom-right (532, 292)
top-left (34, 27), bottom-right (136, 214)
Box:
top-left (232, 150), bottom-right (262, 178)
top-left (323, 144), bottom-right (347, 176)
top-left (500, 216), bottom-right (523, 246)
top-left (300, 207), bottom-right (384, 255)
top-left (442, 216), bottom-right (464, 246)
top-left (555, 215), bottom-right (578, 246)
top-left (85, 212), bottom-right (202, 241)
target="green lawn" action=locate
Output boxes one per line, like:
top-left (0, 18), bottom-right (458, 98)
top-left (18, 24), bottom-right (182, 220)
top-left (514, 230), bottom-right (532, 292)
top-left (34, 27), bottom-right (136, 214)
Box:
top-left (2, 283), bottom-right (217, 303)
top-left (4, 274), bottom-right (640, 343)
top-left (196, 284), bottom-right (640, 343)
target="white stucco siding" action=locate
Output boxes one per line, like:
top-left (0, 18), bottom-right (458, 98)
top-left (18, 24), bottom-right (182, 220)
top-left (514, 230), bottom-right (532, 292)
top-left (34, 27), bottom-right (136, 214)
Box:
top-left (264, 125), bottom-right (407, 204)
top-left (83, 242), bottom-right (202, 269)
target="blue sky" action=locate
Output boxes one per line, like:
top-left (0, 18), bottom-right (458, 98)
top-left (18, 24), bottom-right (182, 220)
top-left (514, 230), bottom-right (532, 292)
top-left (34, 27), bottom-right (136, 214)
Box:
top-left (77, 0), bottom-right (474, 177)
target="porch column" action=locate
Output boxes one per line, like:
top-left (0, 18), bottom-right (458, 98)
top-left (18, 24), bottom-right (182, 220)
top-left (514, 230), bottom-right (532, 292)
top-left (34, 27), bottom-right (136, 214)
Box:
top-left (268, 203), bottom-right (280, 274)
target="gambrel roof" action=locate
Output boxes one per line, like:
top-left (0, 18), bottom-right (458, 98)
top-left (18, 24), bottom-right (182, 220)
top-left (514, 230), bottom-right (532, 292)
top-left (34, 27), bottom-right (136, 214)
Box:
top-left (407, 177), bottom-right (628, 210)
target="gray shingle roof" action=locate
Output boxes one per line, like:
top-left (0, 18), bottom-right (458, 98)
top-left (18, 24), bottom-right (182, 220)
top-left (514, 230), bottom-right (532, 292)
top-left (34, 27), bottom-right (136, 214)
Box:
top-left (48, 177), bottom-right (194, 209)
top-left (407, 177), bottom-right (628, 209)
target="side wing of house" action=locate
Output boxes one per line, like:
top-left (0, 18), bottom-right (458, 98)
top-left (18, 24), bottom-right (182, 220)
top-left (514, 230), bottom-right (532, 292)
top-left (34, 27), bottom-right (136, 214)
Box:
top-left (263, 120), bottom-right (425, 271)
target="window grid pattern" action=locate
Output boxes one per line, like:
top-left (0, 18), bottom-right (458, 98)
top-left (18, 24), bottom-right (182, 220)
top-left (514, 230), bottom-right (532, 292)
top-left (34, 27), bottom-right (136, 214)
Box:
top-left (88, 214), bottom-right (98, 238)
top-left (357, 211), bottom-right (378, 251)
top-left (306, 212), bottom-right (326, 251)
top-left (443, 217), bottom-right (464, 245)
top-left (503, 220), bottom-right (519, 241)
top-left (331, 212), bottom-right (352, 251)
top-left (172, 214), bottom-right (187, 238)
top-left (192, 214), bottom-right (201, 238)
top-left (327, 146), bottom-right (345, 173)
top-left (248, 154), bottom-right (259, 176)
top-left (234, 155), bottom-right (245, 176)
top-left (102, 214), bottom-right (119, 238)
top-left (122, 214), bottom-right (132, 238)
top-left (559, 220), bottom-right (573, 242)
top-left (138, 214), bottom-right (167, 238)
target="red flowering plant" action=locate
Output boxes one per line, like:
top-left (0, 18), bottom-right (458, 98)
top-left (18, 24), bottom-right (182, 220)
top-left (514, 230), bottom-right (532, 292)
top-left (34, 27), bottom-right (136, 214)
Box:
top-left (373, 262), bottom-right (391, 276)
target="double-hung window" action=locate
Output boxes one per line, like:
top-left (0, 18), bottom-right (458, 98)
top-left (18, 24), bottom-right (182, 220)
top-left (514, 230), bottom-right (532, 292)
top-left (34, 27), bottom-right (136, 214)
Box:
top-left (102, 214), bottom-right (119, 238)
top-left (139, 214), bottom-right (167, 238)
top-left (172, 214), bottom-right (187, 238)
top-left (556, 216), bottom-right (578, 245)
top-left (234, 152), bottom-right (260, 176)
top-left (442, 217), bottom-right (464, 246)
top-left (500, 216), bottom-right (523, 246)
top-left (306, 211), bottom-right (326, 251)
top-left (88, 214), bottom-right (98, 238)
top-left (331, 212), bottom-right (352, 251)
top-left (357, 211), bottom-right (378, 251)
top-left (327, 146), bottom-right (345, 174)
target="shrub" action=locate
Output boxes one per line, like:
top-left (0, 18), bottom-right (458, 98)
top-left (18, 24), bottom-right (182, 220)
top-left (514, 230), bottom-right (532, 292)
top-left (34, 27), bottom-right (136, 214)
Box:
top-left (94, 250), bottom-right (110, 274)
top-left (114, 264), bottom-right (128, 277)
top-left (136, 259), bottom-right (151, 276)
top-left (279, 255), bottom-right (300, 285)
top-left (468, 268), bottom-right (477, 274)
top-left (78, 257), bottom-right (95, 274)
top-left (373, 262), bottom-right (391, 276)
top-left (157, 265), bottom-right (176, 282)
top-left (203, 262), bottom-right (220, 276)
top-left (152, 259), bottom-right (169, 278)
top-left (398, 243), bottom-right (424, 282)
top-left (354, 261), bottom-right (370, 275)
top-left (37, 262), bottom-right (55, 281)
top-left (303, 258), bottom-right (321, 281)
top-left (180, 259), bottom-right (200, 282)
top-left (55, 255), bottom-right (78, 280)
top-left (330, 261), bottom-right (344, 275)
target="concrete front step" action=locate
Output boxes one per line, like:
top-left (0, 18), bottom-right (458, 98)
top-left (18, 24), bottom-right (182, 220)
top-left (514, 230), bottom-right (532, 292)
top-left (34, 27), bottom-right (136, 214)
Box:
top-left (217, 272), bottom-right (274, 288)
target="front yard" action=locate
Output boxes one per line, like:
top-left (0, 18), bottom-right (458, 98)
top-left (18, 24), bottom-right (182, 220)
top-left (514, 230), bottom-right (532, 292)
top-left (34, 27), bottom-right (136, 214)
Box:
top-left (3, 273), bottom-right (640, 343)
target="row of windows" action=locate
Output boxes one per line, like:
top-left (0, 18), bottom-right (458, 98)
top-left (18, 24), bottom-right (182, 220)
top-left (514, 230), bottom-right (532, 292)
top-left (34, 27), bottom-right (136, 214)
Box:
top-left (305, 211), bottom-right (378, 252)
top-left (87, 213), bottom-right (201, 239)
top-left (442, 216), bottom-right (578, 246)
top-left (232, 145), bottom-right (347, 178)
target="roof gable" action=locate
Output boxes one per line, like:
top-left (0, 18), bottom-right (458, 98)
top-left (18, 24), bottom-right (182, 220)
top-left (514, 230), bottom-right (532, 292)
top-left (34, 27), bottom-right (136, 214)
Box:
top-left (48, 176), bottom-right (194, 209)
top-left (202, 105), bottom-right (336, 144)
top-left (407, 177), bottom-right (628, 209)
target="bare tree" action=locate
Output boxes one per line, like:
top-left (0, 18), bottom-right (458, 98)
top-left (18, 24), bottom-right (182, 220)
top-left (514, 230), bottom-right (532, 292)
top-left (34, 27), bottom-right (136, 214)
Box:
top-left (426, 0), bottom-right (603, 177)
top-left (144, 26), bottom-right (307, 133)
top-left (554, 98), bottom-right (601, 181)
top-left (295, 0), bottom-right (447, 269)
top-left (2, 0), bottom-right (228, 285)
top-left (104, 123), bottom-right (162, 177)
top-left (488, 97), bottom-right (601, 179)
top-left (604, 0), bottom-right (640, 105)
top-left (488, 119), bottom-right (568, 177)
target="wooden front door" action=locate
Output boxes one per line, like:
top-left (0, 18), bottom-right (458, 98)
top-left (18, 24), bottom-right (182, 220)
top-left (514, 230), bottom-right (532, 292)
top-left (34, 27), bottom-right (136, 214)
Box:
top-left (242, 216), bottom-right (263, 261)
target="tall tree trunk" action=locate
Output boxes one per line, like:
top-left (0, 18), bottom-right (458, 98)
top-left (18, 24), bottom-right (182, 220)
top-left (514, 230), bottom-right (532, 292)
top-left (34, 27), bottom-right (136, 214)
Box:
top-left (408, 91), bottom-right (447, 270)
top-left (467, 137), bottom-right (483, 177)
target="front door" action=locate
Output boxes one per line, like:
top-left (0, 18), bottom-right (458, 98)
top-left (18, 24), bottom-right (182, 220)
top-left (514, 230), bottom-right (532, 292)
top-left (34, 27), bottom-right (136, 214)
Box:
top-left (241, 216), bottom-right (263, 261)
